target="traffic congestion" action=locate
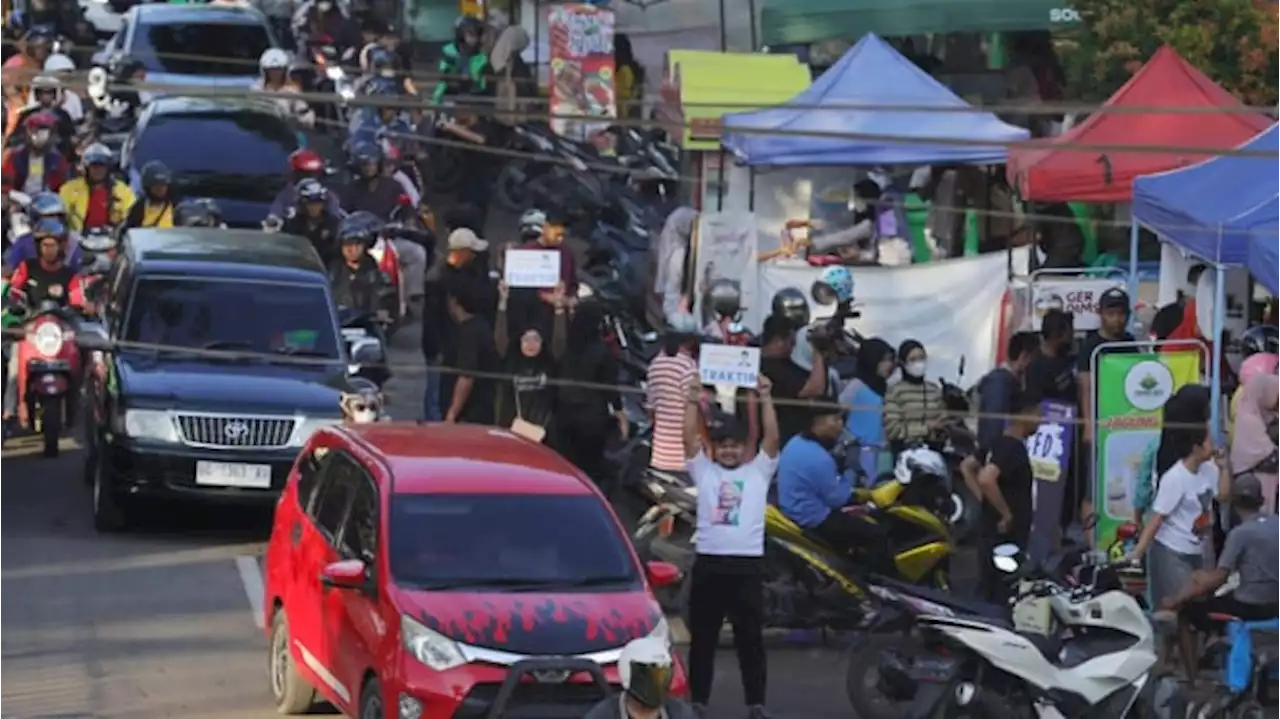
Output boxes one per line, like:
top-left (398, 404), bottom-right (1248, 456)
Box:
top-left (2, 1), bottom-right (1279, 718)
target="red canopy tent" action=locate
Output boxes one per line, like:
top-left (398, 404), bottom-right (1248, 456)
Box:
top-left (1007, 47), bottom-right (1273, 203)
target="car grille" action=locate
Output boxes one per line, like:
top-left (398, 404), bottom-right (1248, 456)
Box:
top-left (174, 414), bottom-right (296, 449)
top-left (451, 682), bottom-right (614, 719)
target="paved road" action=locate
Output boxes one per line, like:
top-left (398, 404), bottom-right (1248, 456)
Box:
top-left (1, 315), bottom-right (857, 719)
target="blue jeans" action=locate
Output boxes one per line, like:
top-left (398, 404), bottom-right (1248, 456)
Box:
top-left (422, 365), bottom-right (442, 421)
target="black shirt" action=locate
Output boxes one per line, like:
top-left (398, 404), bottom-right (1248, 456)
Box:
top-left (1026, 350), bottom-right (1077, 404)
top-left (980, 435), bottom-right (1034, 543)
top-left (1075, 330), bottom-right (1138, 375)
top-left (441, 315), bottom-right (499, 424)
top-left (761, 356), bottom-right (810, 444)
top-left (328, 256), bottom-right (383, 312)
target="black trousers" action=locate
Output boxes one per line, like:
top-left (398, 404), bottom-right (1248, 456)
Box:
top-left (814, 509), bottom-right (888, 554)
top-left (687, 554), bottom-right (766, 706)
top-left (556, 420), bottom-right (610, 492)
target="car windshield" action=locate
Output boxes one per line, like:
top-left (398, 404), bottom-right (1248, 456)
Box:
top-left (389, 494), bottom-right (639, 590)
top-left (136, 21), bottom-right (270, 76)
top-left (134, 113), bottom-right (294, 202)
top-left (123, 277), bottom-right (340, 359)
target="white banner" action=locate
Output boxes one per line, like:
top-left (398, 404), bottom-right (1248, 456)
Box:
top-left (692, 212), bottom-right (760, 326)
top-left (1028, 276), bottom-right (1125, 331)
top-left (754, 248), bottom-right (1030, 385)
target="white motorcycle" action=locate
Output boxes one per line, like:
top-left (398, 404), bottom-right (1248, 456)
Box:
top-left (907, 544), bottom-right (1160, 718)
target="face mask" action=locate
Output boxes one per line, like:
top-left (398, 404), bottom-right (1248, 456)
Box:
top-left (31, 129), bottom-right (50, 145)
top-left (350, 409), bottom-right (377, 423)
top-left (904, 360), bottom-right (927, 378)
top-left (318, 1), bottom-right (332, 11)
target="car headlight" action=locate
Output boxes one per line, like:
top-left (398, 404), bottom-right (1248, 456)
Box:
top-left (289, 417), bottom-right (341, 448)
top-left (31, 322), bottom-right (64, 357)
top-left (401, 615), bottom-right (466, 672)
top-left (123, 409), bottom-right (180, 442)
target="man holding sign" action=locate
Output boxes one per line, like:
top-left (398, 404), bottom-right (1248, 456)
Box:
top-left (506, 207), bottom-right (578, 333)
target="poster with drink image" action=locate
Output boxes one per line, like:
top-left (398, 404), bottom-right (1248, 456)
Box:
top-left (548, 4), bottom-right (617, 141)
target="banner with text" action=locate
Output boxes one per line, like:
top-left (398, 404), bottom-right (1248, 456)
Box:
top-left (548, 4), bottom-right (616, 141)
top-left (1028, 400), bottom-right (1075, 562)
top-left (1029, 276), bottom-right (1125, 332)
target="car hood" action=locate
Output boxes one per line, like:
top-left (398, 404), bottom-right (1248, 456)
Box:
top-left (117, 356), bottom-right (344, 414)
top-left (146, 72), bottom-right (259, 90)
top-left (397, 589), bottom-right (663, 656)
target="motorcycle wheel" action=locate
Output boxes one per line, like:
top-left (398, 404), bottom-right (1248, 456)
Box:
top-left (845, 632), bottom-right (926, 719)
top-left (493, 162), bottom-right (530, 211)
top-left (39, 395), bottom-right (62, 458)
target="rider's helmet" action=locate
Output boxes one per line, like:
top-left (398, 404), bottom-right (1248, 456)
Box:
top-left (140, 160), bottom-right (173, 193)
top-left (454, 16), bottom-right (484, 47)
top-left (288, 148), bottom-right (325, 180)
top-left (32, 218), bottom-right (68, 251)
top-left (1239, 325), bottom-right (1278, 358)
top-left (23, 110), bottom-right (58, 145)
top-left (617, 637), bottom-right (674, 710)
top-left (295, 178), bottom-right (329, 207)
top-left (259, 47), bottom-right (291, 76)
top-left (30, 74), bottom-right (62, 106)
top-left (348, 141), bottom-right (382, 170)
top-left (812, 265), bottom-right (854, 306)
top-left (339, 377), bottom-right (384, 424)
top-left (893, 446), bottom-right (949, 485)
top-left (173, 198), bottom-right (223, 227)
top-left (81, 142), bottom-right (114, 175)
top-left (771, 287), bottom-right (809, 329)
top-left (43, 53), bottom-right (76, 73)
top-left (337, 211), bottom-right (380, 248)
top-left (518, 208), bottom-right (546, 242)
top-left (28, 192), bottom-right (68, 223)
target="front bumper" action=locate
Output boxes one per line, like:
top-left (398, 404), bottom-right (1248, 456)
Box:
top-left (105, 438), bottom-right (299, 505)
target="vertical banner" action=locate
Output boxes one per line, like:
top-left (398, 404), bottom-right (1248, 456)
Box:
top-left (547, 4), bottom-right (616, 141)
top-left (1093, 350), bottom-right (1201, 549)
top-left (1027, 400), bottom-right (1075, 562)
top-left (692, 212), bottom-right (760, 329)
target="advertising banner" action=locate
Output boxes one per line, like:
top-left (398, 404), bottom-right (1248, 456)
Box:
top-left (547, 4), bottom-right (616, 141)
top-left (1028, 276), bottom-right (1125, 332)
top-left (1093, 350), bottom-right (1201, 549)
top-left (1027, 400), bottom-right (1075, 562)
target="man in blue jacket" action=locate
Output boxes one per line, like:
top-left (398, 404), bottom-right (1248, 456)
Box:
top-left (777, 397), bottom-right (886, 554)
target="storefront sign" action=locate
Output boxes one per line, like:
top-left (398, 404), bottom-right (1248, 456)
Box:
top-left (1029, 277), bottom-right (1124, 331)
top-left (1093, 351), bottom-right (1200, 549)
top-left (547, 4), bottom-right (616, 141)
top-left (1028, 400), bottom-right (1075, 562)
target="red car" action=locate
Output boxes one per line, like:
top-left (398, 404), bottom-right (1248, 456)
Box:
top-left (262, 422), bottom-right (687, 718)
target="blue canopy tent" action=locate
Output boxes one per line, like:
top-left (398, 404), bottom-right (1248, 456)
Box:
top-left (720, 34), bottom-right (1030, 166)
top-left (1129, 123), bottom-right (1279, 438)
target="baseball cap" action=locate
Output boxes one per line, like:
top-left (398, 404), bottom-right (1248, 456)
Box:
top-left (447, 228), bottom-right (489, 252)
top-left (1099, 287), bottom-right (1130, 311)
top-left (1232, 473), bottom-right (1265, 507)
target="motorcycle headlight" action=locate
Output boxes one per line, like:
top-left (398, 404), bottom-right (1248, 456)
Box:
top-left (401, 615), bottom-right (467, 672)
top-left (289, 417), bottom-right (341, 448)
top-left (30, 321), bottom-right (64, 357)
top-left (577, 283), bottom-right (595, 300)
top-left (122, 409), bottom-right (180, 442)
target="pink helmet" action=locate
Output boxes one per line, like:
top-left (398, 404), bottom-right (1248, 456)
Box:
top-left (1239, 352), bottom-right (1279, 386)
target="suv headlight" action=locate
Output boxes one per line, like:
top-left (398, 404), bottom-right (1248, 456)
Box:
top-left (123, 409), bottom-right (180, 442)
top-left (401, 615), bottom-right (466, 672)
top-left (289, 417), bottom-right (341, 448)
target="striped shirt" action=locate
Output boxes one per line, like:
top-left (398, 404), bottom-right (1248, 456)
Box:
top-left (647, 350), bottom-right (699, 472)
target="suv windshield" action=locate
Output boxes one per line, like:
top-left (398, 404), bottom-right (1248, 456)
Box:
top-left (136, 21), bottom-right (270, 76)
top-left (134, 113), bottom-right (295, 201)
top-left (123, 277), bottom-right (340, 359)
top-left (390, 495), bottom-right (639, 590)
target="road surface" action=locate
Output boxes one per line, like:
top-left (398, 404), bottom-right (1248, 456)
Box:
top-left (0, 314), bottom-right (858, 719)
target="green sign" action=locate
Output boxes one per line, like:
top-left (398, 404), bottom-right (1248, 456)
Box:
top-left (1093, 351), bottom-right (1200, 549)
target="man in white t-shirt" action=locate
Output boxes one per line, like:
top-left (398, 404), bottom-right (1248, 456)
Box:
top-left (682, 374), bottom-right (779, 719)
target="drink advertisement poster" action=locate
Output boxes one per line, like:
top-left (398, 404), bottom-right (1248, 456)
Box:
top-left (1093, 351), bottom-right (1200, 550)
top-left (548, 4), bottom-right (616, 141)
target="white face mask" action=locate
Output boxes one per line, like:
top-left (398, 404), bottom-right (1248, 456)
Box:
top-left (904, 360), bottom-right (927, 378)
top-left (318, 1), bottom-right (332, 11)
top-left (350, 409), bottom-right (378, 423)
top-left (31, 129), bottom-right (51, 145)
top-left (379, 68), bottom-right (396, 78)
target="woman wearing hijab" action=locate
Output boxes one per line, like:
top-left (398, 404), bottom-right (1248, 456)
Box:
top-left (1231, 372), bottom-right (1279, 513)
top-left (494, 280), bottom-right (567, 442)
top-left (882, 339), bottom-right (945, 454)
top-left (554, 300), bottom-right (630, 491)
top-left (1132, 384), bottom-right (1211, 524)
top-left (839, 338), bottom-right (895, 483)
top-left (613, 34), bottom-right (645, 120)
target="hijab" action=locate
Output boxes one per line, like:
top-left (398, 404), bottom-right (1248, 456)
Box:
top-left (1231, 373), bottom-right (1279, 474)
top-left (897, 339), bottom-right (925, 385)
top-left (855, 338), bottom-right (894, 398)
top-left (489, 26), bottom-right (529, 73)
top-left (1155, 384), bottom-right (1211, 478)
top-left (510, 324), bottom-right (552, 374)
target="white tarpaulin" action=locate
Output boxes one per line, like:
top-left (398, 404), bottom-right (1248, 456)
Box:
top-left (755, 247), bottom-right (1031, 385)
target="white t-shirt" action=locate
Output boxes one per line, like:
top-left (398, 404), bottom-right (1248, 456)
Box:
top-left (688, 450), bottom-right (778, 557)
top-left (1153, 459), bottom-right (1218, 555)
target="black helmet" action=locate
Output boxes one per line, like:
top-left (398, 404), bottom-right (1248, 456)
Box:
top-left (140, 160), bottom-right (172, 189)
top-left (454, 16), bottom-right (484, 44)
top-left (296, 178), bottom-right (328, 205)
top-left (1098, 287), bottom-right (1130, 314)
top-left (348, 141), bottom-right (381, 167)
top-left (174, 198), bottom-right (222, 227)
top-left (338, 211), bottom-right (380, 246)
top-left (771, 287), bottom-right (809, 328)
top-left (1240, 325), bottom-right (1279, 357)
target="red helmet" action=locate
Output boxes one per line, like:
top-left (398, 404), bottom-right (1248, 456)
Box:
top-left (24, 110), bottom-right (58, 132)
top-left (288, 148), bottom-right (324, 175)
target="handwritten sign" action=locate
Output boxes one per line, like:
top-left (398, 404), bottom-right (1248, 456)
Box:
top-left (504, 249), bottom-right (560, 289)
top-left (1030, 277), bottom-right (1124, 332)
top-left (698, 345), bottom-right (760, 388)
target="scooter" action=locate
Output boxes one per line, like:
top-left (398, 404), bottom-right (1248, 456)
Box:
top-left (2, 291), bottom-right (85, 457)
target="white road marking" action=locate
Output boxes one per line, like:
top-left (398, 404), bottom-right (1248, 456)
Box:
top-left (235, 555), bottom-right (266, 630)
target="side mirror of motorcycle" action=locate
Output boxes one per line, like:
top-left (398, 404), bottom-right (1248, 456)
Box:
top-left (76, 321), bottom-right (112, 351)
top-left (991, 543), bottom-right (1021, 574)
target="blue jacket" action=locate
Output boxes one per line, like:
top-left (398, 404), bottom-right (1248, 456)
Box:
top-left (347, 109), bottom-right (414, 152)
top-left (4, 233), bottom-right (82, 271)
top-left (778, 434), bottom-right (851, 528)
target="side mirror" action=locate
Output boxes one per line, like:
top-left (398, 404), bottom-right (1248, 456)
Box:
top-left (320, 559), bottom-right (370, 591)
top-left (991, 543), bottom-right (1021, 574)
top-left (350, 338), bottom-right (384, 366)
top-left (76, 321), bottom-right (112, 351)
top-left (645, 560), bottom-right (681, 588)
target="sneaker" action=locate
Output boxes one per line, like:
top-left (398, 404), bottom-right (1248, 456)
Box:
top-left (746, 705), bottom-right (773, 719)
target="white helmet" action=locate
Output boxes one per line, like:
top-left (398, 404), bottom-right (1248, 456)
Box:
top-left (618, 637), bottom-right (673, 709)
top-left (519, 208), bottom-right (546, 239)
top-left (44, 54), bottom-right (76, 73)
top-left (259, 48), bottom-right (291, 72)
top-left (894, 447), bottom-right (948, 485)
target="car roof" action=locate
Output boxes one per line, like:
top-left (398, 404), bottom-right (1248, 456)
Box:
top-left (341, 423), bottom-right (598, 497)
top-left (126, 228), bottom-right (327, 282)
top-left (132, 2), bottom-right (266, 25)
top-left (146, 95), bottom-right (286, 119)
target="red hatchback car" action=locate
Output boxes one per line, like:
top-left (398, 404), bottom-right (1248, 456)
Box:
top-left (262, 422), bottom-right (687, 718)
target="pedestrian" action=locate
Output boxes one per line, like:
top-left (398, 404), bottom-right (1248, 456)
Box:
top-left (1024, 308), bottom-right (1076, 404)
top-left (883, 339), bottom-right (945, 453)
top-left (493, 279), bottom-right (567, 442)
top-left (759, 313), bottom-right (828, 445)
top-left (1230, 372), bottom-right (1279, 513)
top-left (553, 300), bottom-right (629, 490)
top-left (421, 224), bottom-right (495, 420)
top-left (440, 275), bottom-right (499, 425)
top-left (967, 388), bottom-right (1040, 602)
top-left (839, 337), bottom-right (895, 482)
top-left (975, 331), bottom-right (1039, 449)
top-left (583, 637), bottom-right (700, 719)
top-left (646, 318), bottom-right (700, 475)
top-left (682, 374), bottom-right (780, 719)
top-left (1132, 385), bottom-right (1211, 525)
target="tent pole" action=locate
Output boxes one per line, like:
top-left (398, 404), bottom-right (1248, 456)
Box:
top-left (1127, 220), bottom-right (1140, 329)
top-left (718, 0), bottom-right (727, 50)
top-left (1210, 259), bottom-right (1226, 443)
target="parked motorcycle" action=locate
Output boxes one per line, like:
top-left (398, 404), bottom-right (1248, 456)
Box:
top-left (1, 290), bottom-right (85, 457)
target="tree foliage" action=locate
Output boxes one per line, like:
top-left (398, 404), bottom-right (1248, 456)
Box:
top-left (1062, 0), bottom-right (1278, 106)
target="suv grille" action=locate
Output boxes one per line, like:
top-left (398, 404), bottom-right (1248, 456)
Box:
top-left (174, 414), bottom-right (296, 449)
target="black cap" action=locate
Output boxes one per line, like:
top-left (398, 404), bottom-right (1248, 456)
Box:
top-left (1099, 287), bottom-right (1130, 311)
top-left (1232, 473), bottom-right (1265, 508)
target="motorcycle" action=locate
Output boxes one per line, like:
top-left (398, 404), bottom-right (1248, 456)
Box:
top-left (492, 122), bottom-right (561, 212)
top-left (337, 306), bottom-right (389, 388)
top-left (1, 290), bottom-right (85, 457)
top-left (310, 41), bottom-right (356, 128)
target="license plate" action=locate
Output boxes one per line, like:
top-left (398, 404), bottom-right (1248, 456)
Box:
top-left (195, 461), bottom-right (273, 489)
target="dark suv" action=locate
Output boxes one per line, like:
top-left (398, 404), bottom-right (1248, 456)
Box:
top-left (79, 228), bottom-right (381, 533)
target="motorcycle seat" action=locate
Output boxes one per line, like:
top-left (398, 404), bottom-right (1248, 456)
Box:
top-left (872, 575), bottom-right (1010, 626)
top-left (1019, 631), bottom-right (1063, 663)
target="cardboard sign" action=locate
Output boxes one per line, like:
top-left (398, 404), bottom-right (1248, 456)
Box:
top-left (698, 345), bottom-right (760, 388)
top-left (504, 249), bottom-right (561, 288)
top-left (1029, 277), bottom-right (1124, 331)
